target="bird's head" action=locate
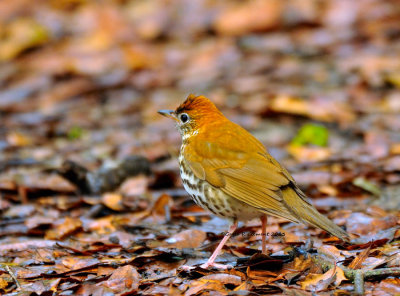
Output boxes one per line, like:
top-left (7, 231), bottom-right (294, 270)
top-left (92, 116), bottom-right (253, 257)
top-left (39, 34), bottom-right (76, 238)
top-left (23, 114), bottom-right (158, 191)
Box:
top-left (158, 94), bottom-right (224, 138)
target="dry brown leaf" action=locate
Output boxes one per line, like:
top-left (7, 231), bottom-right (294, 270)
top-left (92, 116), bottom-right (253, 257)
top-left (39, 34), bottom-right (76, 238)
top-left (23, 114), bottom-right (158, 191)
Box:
top-left (184, 280), bottom-right (226, 296)
top-left (0, 240), bottom-right (57, 254)
top-left (163, 229), bottom-right (206, 249)
top-left (360, 256), bottom-right (387, 270)
top-left (317, 245), bottom-right (347, 262)
top-left (288, 145), bottom-right (332, 162)
top-left (151, 193), bottom-right (172, 216)
top-left (270, 95), bottom-right (308, 116)
top-left (386, 251), bottom-right (400, 268)
top-left (346, 212), bottom-right (398, 235)
top-left (76, 283), bottom-right (110, 296)
top-left (0, 18), bottom-right (49, 61)
top-left (390, 143), bottom-right (400, 154)
top-left (6, 131), bottom-right (32, 146)
top-left (317, 185), bottom-right (338, 196)
top-left (0, 278), bottom-right (9, 290)
top-left (374, 278), bottom-right (400, 295)
top-left (119, 175), bottom-right (149, 196)
top-left (386, 72), bottom-right (400, 88)
top-left (19, 173), bottom-right (76, 192)
top-left (45, 217), bottom-right (82, 240)
top-left (61, 257), bottom-right (100, 270)
top-left (293, 256), bottom-right (314, 272)
top-left (214, 0), bottom-right (282, 35)
top-left (348, 246), bottom-right (371, 269)
top-left (270, 95), bottom-right (355, 123)
top-left (199, 273), bottom-right (242, 286)
top-left (102, 193), bottom-right (124, 211)
top-left (300, 266), bottom-right (347, 292)
top-left (123, 44), bottom-right (162, 70)
top-left (84, 216), bottom-right (117, 234)
top-left (102, 265), bottom-right (140, 293)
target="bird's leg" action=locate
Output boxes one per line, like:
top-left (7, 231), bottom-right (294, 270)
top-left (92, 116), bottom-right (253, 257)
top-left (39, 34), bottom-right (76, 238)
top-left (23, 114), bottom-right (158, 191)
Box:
top-left (260, 215), bottom-right (267, 254)
top-left (200, 222), bottom-right (238, 269)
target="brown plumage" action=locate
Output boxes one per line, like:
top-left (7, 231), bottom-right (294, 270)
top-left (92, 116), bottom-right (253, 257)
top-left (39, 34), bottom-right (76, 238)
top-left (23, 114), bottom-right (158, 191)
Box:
top-left (159, 94), bottom-right (349, 269)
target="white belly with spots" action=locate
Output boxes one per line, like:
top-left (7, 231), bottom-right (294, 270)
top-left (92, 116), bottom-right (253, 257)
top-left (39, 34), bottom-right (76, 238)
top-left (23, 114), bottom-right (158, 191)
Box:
top-left (179, 154), bottom-right (262, 222)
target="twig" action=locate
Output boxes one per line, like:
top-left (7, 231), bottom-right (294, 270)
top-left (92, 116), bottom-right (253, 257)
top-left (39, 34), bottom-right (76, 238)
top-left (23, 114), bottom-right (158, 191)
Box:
top-left (353, 270), bottom-right (364, 295)
top-left (311, 254), bottom-right (400, 293)
top-left (5, 265), bottom-right (21, 290)
top-left (363, 267), bottom-right (400, 278)
top-left (83, 204), bottom-right (105, 218)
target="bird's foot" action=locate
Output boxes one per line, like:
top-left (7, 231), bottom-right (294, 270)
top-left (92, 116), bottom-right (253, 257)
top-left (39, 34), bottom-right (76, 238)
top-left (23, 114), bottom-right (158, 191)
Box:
top-left (179, 265), bottom-right (196, 271)
top-left (179, 262), bottom-right (233, 271)
top-left (200, 262), bottom-right (233, 270)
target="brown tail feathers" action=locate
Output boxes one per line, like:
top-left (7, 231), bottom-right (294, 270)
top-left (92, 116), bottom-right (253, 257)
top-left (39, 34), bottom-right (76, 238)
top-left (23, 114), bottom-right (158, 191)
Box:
top-left (281, 186), bottom-right (350, 242)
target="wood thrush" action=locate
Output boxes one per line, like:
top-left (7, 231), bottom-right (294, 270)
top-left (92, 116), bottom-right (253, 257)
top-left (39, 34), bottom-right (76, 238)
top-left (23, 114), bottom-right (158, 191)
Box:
top-left (159, 95), bottom-right (350, 269)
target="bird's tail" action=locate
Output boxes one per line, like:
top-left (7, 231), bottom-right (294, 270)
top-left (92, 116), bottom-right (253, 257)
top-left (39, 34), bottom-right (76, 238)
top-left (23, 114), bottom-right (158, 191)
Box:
top-left (281, 186), bottom-right (350, 242)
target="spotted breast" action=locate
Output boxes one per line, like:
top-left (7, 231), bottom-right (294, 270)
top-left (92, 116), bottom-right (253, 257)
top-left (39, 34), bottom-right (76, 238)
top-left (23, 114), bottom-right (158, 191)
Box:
top-left (178, 152), bottom-right (263, 222)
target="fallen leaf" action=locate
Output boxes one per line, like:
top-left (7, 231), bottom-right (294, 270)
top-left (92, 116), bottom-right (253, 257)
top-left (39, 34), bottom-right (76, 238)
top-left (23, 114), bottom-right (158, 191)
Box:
top-left (83, 216), bottom-right (117, 235)
top-left (119, 175), bottom-right (149, 196)
top-left (102, 265), bottom-right (140, 293)
top-left (317, 245), bottom-right (347, 262)
top-left (353, 177), bottom-right (381, 196)
top-left (386, 72), bottom-right (400, 88)
top-left (163, 229), bottom-right (206, 249)
top-left (6, 131), bottom-right (32, 146)
top-left (0, 278), bottom-right (8, 289)
top-left (288, 145), bottom-right (332, 162)
top-left (45, 217), bottom-right (82, 240)
top-left (348, 246), bottom-right (371, 269)
top-left (61, 257), bottom-right (100, 270)
top-left (0, 18), bottom-right (49, 61)
top-left (374, 278), bottom-right (400, 295)
top-left (184, 280), bottom-right (226, 296)
top-left (4, 204), bottom-right (35, 218)
top-left (214, 0), bottom-right (282, 35)
top-left (199, 273), bottom-right (242, 286)
top-left (360, 256), bottom-right (386, 270)
top-left (346, 213), bottom-right (398, 235)
top-left (364, 130), bottom-right (390, 158)
top-left (151, 193), bottom-right (172, 216)
top-left (291, 123), bottom-right (329, 147)
top-left (102, 193), bottom-right (124, 211)
top-left (270, 95), bottom-right (355, 122)
top-left (300, 266), bottom-right (346, 292)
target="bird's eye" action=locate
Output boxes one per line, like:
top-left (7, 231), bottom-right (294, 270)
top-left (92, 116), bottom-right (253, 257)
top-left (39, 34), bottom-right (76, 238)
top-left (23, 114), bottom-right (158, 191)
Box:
top-left (179, 113), bottom-right (189, 123)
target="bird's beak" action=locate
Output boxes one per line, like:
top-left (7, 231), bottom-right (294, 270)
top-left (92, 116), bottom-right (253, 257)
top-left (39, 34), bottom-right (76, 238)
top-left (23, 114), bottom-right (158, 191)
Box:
top-left (158, 109), bottom-right (178, 121)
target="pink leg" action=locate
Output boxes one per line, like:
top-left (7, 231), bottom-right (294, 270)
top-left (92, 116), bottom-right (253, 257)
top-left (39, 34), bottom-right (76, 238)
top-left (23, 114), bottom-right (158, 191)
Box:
top-left (200, 222), bottom-right (238, 269)
top-left (260, 215), bottom-right (267, 254)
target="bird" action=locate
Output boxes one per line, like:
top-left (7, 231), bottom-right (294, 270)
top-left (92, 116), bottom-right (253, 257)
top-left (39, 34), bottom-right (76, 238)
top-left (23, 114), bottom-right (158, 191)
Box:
top-left (158, 94), bottom-right (350, 269)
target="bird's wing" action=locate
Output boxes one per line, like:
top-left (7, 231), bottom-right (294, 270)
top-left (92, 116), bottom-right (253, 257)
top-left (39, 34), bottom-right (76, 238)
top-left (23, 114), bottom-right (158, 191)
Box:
top-left (183, 137), bottom-right (301, 222)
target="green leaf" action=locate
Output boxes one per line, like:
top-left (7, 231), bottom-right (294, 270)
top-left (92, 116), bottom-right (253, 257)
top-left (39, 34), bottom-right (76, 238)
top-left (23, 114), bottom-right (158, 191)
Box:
top-left (353, 177), bottom-right (381, 196)
top-left (67, 126), bottom-right (85, 140)
top-left (291, 123), bottom-right (329, 147)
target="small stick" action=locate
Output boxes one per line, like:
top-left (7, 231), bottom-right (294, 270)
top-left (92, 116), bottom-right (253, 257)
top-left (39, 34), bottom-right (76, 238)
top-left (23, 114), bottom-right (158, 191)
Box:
top-left (353, 270), bottom-right (364, 295)
top-left (5, 265), bottom-right (21, 290)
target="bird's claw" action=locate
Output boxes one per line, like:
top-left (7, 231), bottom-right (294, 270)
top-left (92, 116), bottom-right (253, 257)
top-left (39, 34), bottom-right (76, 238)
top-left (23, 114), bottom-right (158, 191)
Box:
top-left (179, 265), bottom-right (197, 271)
top-left (179, 262), bottom-right (233, 271)
top-left (200, 262), bottom-right (233, 270)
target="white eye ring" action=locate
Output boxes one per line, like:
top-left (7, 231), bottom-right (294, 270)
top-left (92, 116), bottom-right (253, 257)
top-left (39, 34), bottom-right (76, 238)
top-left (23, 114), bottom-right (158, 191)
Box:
top-left (179, 113), bottom-right (189, 123)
